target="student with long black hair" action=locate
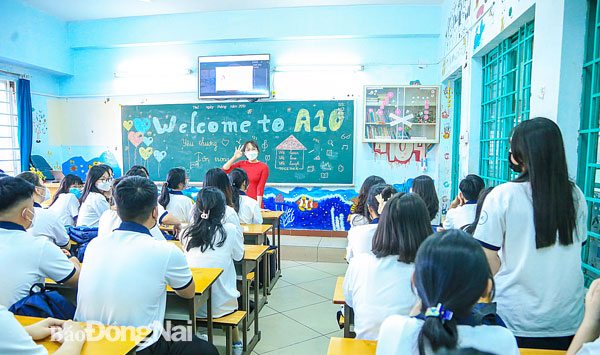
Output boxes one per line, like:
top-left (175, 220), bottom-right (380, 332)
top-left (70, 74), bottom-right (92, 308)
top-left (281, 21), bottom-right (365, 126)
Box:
top-left (77, 164), bottom-right (113, 227)
top-left (411, 175), bottom-right (440, 223)
top-left (158, 167), bottom-right (194, 223)
top-left (346, 184), bottom-right (397, 262)
top-left (349, 176), bottom-right (386, 227)
top-left (343, 193), bottom-right (432, 340)
top-left (229, 168), bottom-right (263, 224)
top-left (376, 230), bottom-right (519, 355)
top-left (474, 117), bottom-right (587, 350)
top-left (204, 168), bottom-right (242, 235)
top-left (181, 187), bottom-right (244, 355)
top-left (48, 174), bottom-right (84, 226)
top-left (462, 187), bottom-right (493, 235)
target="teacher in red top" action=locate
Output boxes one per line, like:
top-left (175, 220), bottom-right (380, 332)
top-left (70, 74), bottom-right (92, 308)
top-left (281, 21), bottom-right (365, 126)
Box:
top-left (222, 140), bottom-right (269, 207)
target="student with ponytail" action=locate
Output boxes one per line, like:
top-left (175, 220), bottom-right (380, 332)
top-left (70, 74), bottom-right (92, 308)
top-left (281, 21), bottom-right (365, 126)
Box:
top-left (229, 168), bottom-right (263, 224)
top-left (158, 168), bottom-right (194, 223)
top-left (343, 193), bottom-right (432, 340)
top-left (376, 230), bottom-right (519, 355)
top-left (181, 187), bottom-right (244, 355)
top-left (346, 184), bottom-right (397, 262)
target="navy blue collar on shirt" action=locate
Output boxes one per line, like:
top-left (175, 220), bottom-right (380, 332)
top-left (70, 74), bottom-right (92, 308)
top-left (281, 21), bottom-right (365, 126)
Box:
top-left (168, 189), bottom-right (184, 195)
top-left (33, 202), bottom-right (42, 208)
top-left (370, 218), bottom-right (379, 224)
top-left (0, 221), bottom-right (26, 232)
top-left (464, 200), bottom-right (477, 205)
top-left (240, 191), bottom-right (247, 196)
top-left (115, 222), bottom-right (152, 237)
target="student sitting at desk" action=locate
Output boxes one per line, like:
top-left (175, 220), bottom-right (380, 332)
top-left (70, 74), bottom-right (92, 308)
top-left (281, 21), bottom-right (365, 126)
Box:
top-left (442, 174), bottom-right (485, 231)
top-left (0, 304), bottom-right (86, 355)
top-left (77, 165), bottom-right (113, 228)
top-left (181, 187), bottom-right (245, 355)
top-left (17, 172), bottom-right (70, 249)
top-left (344, 193), bottom-right (432, 340)
top-left (411, 175), bottom-right (440, 229)
top-left (204, 168), bottom-right (243, 237)
top-left (348, 175), bottom-right (385, 227)
top-left (0, 176), bottom-right (80, 308)
top-left (75, 176), bottom-right (217, 354)
top-left (48, 174), bottom-right (83, 227)
top-left (346, 184), bottom-right (396, 262)
top-left (229, 168), bottom-right (263, 225)
top-left (158, 167), bottom-right (194, 223)
top-left (376, 230), bottom-right (519, 355)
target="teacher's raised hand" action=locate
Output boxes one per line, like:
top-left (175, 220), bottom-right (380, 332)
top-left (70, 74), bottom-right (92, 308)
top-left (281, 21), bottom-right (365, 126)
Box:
top-left (233, 145), bottom-right (244, 160)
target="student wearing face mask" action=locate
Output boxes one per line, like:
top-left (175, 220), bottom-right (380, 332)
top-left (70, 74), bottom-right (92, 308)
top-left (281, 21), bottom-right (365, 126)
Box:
top-left (222, 140), bottom-right (269, 208)
top-left (16, 172), bottom-right (70, 249)
top-left (77, 165), bottom-right (113, 228)
top-left (48, 174), bottom-right (84, 226)
top-left (0, 176), bottom-right (80, 309)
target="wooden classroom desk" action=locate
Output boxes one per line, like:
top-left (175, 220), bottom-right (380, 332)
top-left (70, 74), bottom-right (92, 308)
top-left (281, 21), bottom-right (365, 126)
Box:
top-left (327, 337), bottom-right (376, 355)
top-left (241, 224), bottom-right (272, 245)
top-left (519, 350), bottom-right (566, 355)
top-left (261, 210), bottom-right (284, 289)
top-left (15, 315), bottom-right (152, 355)
top-left (240, 244), bottom-right (269, 353)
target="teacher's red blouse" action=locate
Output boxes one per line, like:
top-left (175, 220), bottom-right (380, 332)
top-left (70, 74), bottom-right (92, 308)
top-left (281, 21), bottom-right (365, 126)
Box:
top-left (223, 160), bottom-right (269, 200)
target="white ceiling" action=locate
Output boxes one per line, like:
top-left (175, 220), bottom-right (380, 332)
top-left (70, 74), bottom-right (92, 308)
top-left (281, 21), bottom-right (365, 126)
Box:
top-left (19, 0), bottom-right (444, 21)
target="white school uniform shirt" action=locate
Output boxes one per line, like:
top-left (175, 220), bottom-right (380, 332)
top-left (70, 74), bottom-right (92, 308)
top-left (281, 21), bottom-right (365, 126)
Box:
top-left (77, 192), bottom-right (110, 228)
top-left (473, 182), bottom-right (587, 337)
top-left (376, 315), bottom-right (519, 355)
top-left (48, 192), bottom-right (80, 226)
top-left (182, 222), bottom-right (244, 318)
top-left (0, 304), bottom-right (47, 355)
top-left (98, 208), bottom-right (168, 241)
top-left (0, 222), bottom-right (76, 307)
top-left (74, 222), bottom-right (193, 350)
top-left (28, 203), bottom-right (70, 248)
top-left (442, 201), bottom-right (477, 230)
top-left (346, 219), bottom-right (378, 262)
top-left (343, 253), bottom-right (417, 340)
top-left (238, 193), bottom-right (263, 225)
top-left (349, 213), bottom-right (369, 228)
top-left (164, 191), bottom-right (194, 223)
top-left (578, 338), bottom-right (600, 354)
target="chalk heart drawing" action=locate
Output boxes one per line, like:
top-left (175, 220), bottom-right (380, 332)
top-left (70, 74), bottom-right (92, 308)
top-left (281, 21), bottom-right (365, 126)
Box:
top-left (154, 150), bottom-right (167, 163)
top-left (133, 118), bottom-right (151, 133)
top-left (139, 147), bottom-right (154, 160)
top-left (221, 139), bottom-right (230, 147)
top-left (128, 131), bottom-right (144, 147)
top-left (143, 136), bottom-right (153, 146)
top-left (123, 120), bottom-right (133, 131)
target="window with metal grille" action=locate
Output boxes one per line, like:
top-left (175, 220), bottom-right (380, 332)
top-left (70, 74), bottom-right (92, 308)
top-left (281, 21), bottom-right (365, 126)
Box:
top-left (0, 80), bottom-right (20, 175)
top-left (479, 21), bottom-right (534, 187)
top-left (577, 0), bottom-right (600, 284)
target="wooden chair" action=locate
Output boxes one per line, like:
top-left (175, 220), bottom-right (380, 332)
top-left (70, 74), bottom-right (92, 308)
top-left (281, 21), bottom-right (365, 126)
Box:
top-left (197, 311), bottom-right (247, 355)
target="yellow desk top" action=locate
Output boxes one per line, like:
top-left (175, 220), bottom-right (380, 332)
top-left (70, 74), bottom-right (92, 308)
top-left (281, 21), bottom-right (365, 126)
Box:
top-left (166, 268), bottom-right (222, 294)
top-left (15, 315), bottom-right (151, 355)
top-left (241, 224), bottom-right (272, 235)
top-left (327, 337), bottom-right (376, 355)
top-left (159, 223), bottom-right (189, 232)
top-left (261, 210), bottom-right (285, 219)
top-left (519, 350), bottom-right (566, 355)
top-left (244, 244), bottom-right (269, 260)
top-left (333, 277), bottom-right (345, 305)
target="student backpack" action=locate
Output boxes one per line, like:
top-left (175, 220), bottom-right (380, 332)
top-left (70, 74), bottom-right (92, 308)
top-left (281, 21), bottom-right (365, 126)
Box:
top-left (9, 283), bottom-right (76, 320)
top-left (67, 226), bottom-right (99, 262)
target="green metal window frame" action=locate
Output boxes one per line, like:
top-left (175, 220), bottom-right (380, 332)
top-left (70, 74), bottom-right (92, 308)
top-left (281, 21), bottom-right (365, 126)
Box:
top-left (479, 21), bottom-right (534, 187)
top-left (577, 0), bottom-right (600, 284)
top-left (451, 78), bottom-right (462, 199)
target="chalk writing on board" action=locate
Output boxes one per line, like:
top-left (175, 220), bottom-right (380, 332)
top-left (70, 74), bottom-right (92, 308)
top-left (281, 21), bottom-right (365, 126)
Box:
top-left (264, 155), bottom-right (271, 162)
top-left (275, 135), bottom-right (306, 171)
top-left (326, 150), bottom-right (333, 157)
top-left (328, 139), bottom-right (334, 146)
top-left (321, 172), bottom-right (329, 178)
top-left (338, 165), bottom-right (344, 172)
top-left (321, 162), bottom-right (332, 171)
top-left (342, 144), bottom-right (349, 150)
top-left (307, 166), bottom-right (315, 172)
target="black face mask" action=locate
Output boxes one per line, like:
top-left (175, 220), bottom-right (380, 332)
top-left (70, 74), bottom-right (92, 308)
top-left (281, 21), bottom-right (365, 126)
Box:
top-left (508, 151), bottom-right (522, 173)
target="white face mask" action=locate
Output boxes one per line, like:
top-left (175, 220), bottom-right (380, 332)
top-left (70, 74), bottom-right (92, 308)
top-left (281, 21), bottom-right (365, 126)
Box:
top-left (36, 187), bottom-right (51, 203)
top-left (245, 151), bottom-right (258, 161)
top-left (22, 208), bottom-right (34, 229)
top-left (97, 180), bottom-right (112, 192)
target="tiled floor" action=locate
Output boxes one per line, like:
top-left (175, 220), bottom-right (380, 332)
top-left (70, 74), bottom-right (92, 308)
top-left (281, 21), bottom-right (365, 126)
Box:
top-left (252, 260), bottom-right (347, 354)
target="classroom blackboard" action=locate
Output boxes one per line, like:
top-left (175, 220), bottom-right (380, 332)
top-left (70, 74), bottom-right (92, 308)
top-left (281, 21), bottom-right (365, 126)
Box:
top-left (120, 101), bottom-right (354, 184)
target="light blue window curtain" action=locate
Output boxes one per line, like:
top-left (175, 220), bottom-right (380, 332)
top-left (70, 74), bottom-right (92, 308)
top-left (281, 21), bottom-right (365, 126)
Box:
top-left (17, 78), bottom-right (32, 173)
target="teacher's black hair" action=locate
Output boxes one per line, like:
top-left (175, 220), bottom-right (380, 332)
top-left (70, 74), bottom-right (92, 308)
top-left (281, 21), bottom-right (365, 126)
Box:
top-left (415, 229), bottom-right (494, 355)
top-left (229, 168), bottom-right (249, 213)
top-left (158, 167), bottom-right (187, 209)
top-left (183, 187), bottom-right (227, 253)
top-left (243, 140), bottom-right (260, 153)
top-left (510, 117), bottom-right (577, 249)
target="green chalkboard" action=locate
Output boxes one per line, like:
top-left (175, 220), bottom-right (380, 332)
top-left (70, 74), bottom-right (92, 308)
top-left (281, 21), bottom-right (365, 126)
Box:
top-left (120, 100), bottom-right (354, 184)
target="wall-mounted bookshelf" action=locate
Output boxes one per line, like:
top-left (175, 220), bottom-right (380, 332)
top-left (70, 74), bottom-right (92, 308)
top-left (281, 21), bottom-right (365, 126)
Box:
top-left (363, 85), bottom-right (440, 143)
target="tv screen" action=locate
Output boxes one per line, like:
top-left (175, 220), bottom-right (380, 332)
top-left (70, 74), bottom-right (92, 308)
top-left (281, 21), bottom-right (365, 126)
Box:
top-left (198, 54), bottom-right (270, 99)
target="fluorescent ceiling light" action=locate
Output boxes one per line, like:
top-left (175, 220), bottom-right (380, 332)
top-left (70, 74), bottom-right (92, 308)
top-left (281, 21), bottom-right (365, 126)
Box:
top-left (274, 65), bottom-right (364, 72)
top-left (114, 68), bottom-right (192, 78)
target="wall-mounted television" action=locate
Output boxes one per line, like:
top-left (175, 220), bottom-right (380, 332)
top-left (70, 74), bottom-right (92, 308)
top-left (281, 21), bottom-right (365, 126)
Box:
top-left (198, 54), bottom-right (270, 100)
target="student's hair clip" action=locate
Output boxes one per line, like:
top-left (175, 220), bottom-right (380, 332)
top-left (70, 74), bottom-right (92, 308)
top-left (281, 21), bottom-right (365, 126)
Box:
top-left (200, 210), bottom-right (210, 220)
top-left (375, 194), bottom-right (387, 215)
top-left (425, 303), bottom-right (453, 323)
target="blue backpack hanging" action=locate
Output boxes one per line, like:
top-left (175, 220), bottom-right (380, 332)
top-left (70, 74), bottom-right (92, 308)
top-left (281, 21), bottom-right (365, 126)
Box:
top-left (9, 283), bottom-right (76, 320)
top-left (67, 226), bottom-right (98, 262)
